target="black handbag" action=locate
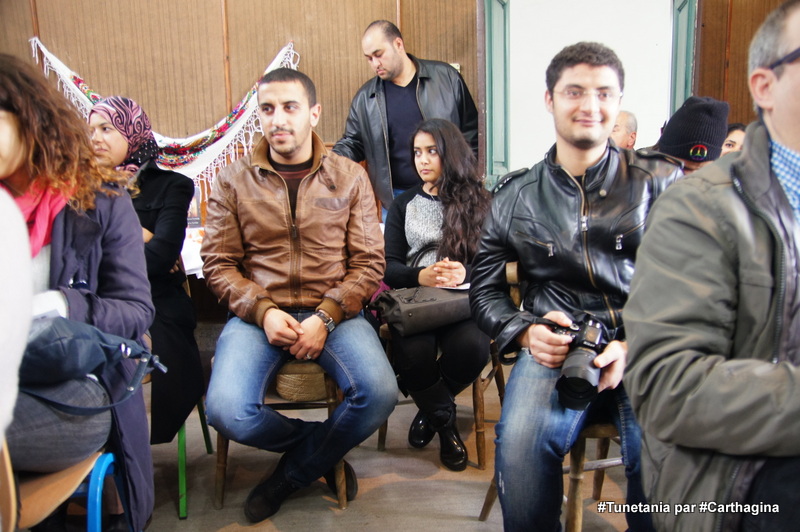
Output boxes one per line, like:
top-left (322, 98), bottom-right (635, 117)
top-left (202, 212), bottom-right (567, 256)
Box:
top-left (19, 317), bottom-right (167, 415)
top-left (371, 242), bottom-right (472, 336)
top-left (370, 285), bottom-right (471, 336)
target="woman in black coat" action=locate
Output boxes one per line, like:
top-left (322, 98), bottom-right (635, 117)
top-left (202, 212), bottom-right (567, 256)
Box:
top-left (89, 96), bottom-right (205, 444)
top-left (383, 119), bottom-right (492, 471)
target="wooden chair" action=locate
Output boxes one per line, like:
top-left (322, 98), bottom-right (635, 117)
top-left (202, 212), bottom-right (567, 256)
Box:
top-left (478, 263), bottom-right (624, 529)
top-left (0, 440), bottom-right (126, 532)
top-left (376, 324), bottom-right (505, 470)
top-left (213, 360), bottom-right (347, 510)
top-left (563, 423), bottom-right (623, 531)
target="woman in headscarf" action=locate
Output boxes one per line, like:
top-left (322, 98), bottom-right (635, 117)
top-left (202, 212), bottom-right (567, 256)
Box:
top-left (0, 54), bottom-right (155, 532)
top-left (89, 96), bottom-right (205, 446)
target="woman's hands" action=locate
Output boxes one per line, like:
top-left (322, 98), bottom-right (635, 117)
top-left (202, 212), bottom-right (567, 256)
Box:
top-left (418, 257), bottom-right (467, 288)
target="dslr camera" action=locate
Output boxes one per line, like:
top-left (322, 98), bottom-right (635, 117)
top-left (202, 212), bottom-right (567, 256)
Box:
top-left (552, 316), bottom-right (609, 410)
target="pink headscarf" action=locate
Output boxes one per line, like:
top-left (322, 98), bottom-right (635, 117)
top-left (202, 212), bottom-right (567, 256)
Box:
top-left (89, 96), bottom-right (159, 175)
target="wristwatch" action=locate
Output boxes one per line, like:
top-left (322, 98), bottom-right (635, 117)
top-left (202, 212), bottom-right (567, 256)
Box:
top-left (314, 309), bottom-right (336, 333)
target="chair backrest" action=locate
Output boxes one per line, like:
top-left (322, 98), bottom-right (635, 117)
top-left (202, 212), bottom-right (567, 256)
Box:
top-left (506, 262), bottom-right (522, 307)
top-left (0, 439), bottom-right (17, 532)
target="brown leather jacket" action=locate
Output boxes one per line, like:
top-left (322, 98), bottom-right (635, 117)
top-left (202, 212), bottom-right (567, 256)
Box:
top-left (201, 132), bottom-right (385, 327)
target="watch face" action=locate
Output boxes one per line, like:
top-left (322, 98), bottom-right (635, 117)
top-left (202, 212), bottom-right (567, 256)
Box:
top-left (316, 311), bottom-right (335, 332)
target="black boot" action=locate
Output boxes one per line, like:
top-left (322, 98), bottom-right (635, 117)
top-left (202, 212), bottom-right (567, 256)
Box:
top-left (442, 374), bottom-right (472, 398)
top-left (408, 368), bottom-right (471, 449)
top-left (408, 409), bottom-right (436, 448)
top-left (410, 380), bottom-right (468, 471)
top-left (244, 454), bottom-right (300, 523)
top-left (432, 407), bottom-right (468, 471)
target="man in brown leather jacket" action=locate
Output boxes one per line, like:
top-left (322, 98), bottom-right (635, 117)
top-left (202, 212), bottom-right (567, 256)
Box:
top-left (201, 68), bottom-right (396, 524)
top-left (625, 1), bottom-right (800, 530)
top-left (469, 42), bottom-right (681, 531)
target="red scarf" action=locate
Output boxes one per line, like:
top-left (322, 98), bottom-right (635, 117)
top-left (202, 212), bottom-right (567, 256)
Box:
top-left (2, 183), bottom-right (68, 257)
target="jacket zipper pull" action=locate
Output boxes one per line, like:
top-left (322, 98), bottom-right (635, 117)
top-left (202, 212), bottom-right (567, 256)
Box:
top-left (615, 234), bottom-right (623, 250)
top-left (291, 225), bottom-right (299, 239)
top-left (581, 215), bottom-right (589, 232)
top-left (546, 243), bottom-right (554, 257)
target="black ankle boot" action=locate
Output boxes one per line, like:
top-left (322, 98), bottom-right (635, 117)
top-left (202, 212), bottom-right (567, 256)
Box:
top-left (431, 408), bottom-right (468, 472)
top-left (410, 380), bottom-right (468, 471)
top-left (408, 409), bottom-right (436, 448)
top-left (244, 455), bottom-right (300, 523)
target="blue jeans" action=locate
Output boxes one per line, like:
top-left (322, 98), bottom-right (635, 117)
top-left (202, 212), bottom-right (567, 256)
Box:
top-left (495, 352), bottom-right (653, 532)
top-left (206, 313), bottom-right (397, 487)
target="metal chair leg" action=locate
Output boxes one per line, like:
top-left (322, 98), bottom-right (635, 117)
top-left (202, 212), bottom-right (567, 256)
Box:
top-left (196, 400), bottom-right (213, 454)
top-left (178, 424), bottom-right (187, 519)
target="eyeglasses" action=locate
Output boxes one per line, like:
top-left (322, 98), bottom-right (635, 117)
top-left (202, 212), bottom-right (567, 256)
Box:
top-left (554, 89), bottom-right (622, 103)
top-left (769, 46), bottom-right (800, 70)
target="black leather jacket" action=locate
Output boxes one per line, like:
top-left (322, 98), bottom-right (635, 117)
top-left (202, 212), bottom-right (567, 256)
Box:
top-left (469, 143), bottom-right (683, 354)
top-left (332, 55), bottom-right (478, 208)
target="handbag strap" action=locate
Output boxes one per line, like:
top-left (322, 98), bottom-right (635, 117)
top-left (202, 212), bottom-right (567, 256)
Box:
top-left (410, 242), bottom-right (439, 268)
top-left (20, 351), bottom-right (166, 416)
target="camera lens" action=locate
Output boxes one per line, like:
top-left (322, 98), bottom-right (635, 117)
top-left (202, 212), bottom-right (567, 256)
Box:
top-left (556, 346), bottom-right (600, 410)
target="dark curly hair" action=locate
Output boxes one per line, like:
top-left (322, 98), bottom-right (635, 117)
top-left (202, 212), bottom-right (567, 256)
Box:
top-left (411, 118), bottom-right (491, 263)
top-left (545, 42), bottom-right (625, 94)
top-left (0, 53), bottom-right (125, 211)
top-left (259, 67), bottom-right (317, 107)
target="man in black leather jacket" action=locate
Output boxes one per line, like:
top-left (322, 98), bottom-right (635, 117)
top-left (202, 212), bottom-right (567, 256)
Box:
top-left (333, 20), bottom-right (478, 213)
top-left (469, 42), bottom-right (682, 531)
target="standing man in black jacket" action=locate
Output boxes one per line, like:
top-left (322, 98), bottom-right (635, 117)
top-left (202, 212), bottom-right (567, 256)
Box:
top-left (333, 20), bottom-right (478, 215)
top-left (469, 42), bottom-right (682, 531)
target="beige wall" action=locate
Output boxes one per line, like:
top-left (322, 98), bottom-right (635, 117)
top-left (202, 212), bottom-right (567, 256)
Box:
top-left (0, 0), bottom-right (479, 144)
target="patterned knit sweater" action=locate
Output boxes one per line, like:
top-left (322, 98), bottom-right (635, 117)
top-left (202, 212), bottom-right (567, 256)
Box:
top-left (384, 184), bottom-right (443, 288)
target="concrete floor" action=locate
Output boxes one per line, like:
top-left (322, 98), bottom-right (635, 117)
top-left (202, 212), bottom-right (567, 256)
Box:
top-left (143, 329), bottom-right (629, 531)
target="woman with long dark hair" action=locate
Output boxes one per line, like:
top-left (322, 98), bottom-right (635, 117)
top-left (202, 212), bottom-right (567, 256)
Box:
top-left (0, 54), bottom-right (154, 531)
top-left (88, 96), bottom-right (205, 446)
top-left (383, 118), bottom-right (491, 471)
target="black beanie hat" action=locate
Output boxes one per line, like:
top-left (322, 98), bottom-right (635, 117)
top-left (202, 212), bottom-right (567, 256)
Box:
top-left (657, 96), bottom-right (730, 162)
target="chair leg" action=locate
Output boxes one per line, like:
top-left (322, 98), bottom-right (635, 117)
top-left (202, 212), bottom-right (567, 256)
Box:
top-left (196, 400), bottom-right (214, 455)
top-left (377, 420), bottom-right (388, 452)
top-left (178, 424), bottom-right (187, 519)
top-left (86, 453), bottom-right (116, 532)
top-left (479, 477), bottom-right (498, 521)
top-left (592, 437), bottom-right (611, 500)
top-left (214, 432), bottom-right (229, 510)
top-left (333, 460), bottom-right (347, 510)
top-left (491, 349), bottom-right (506, 406)
top-left (473, 379), bottom-right (486, 470)
top-left (565, 436), bottom-right (587, 532)
top-left (322, 373), bottom-right (348, 510)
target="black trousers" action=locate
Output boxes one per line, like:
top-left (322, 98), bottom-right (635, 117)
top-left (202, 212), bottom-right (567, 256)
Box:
top-left (389, 318), bottom-right (490, 393)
